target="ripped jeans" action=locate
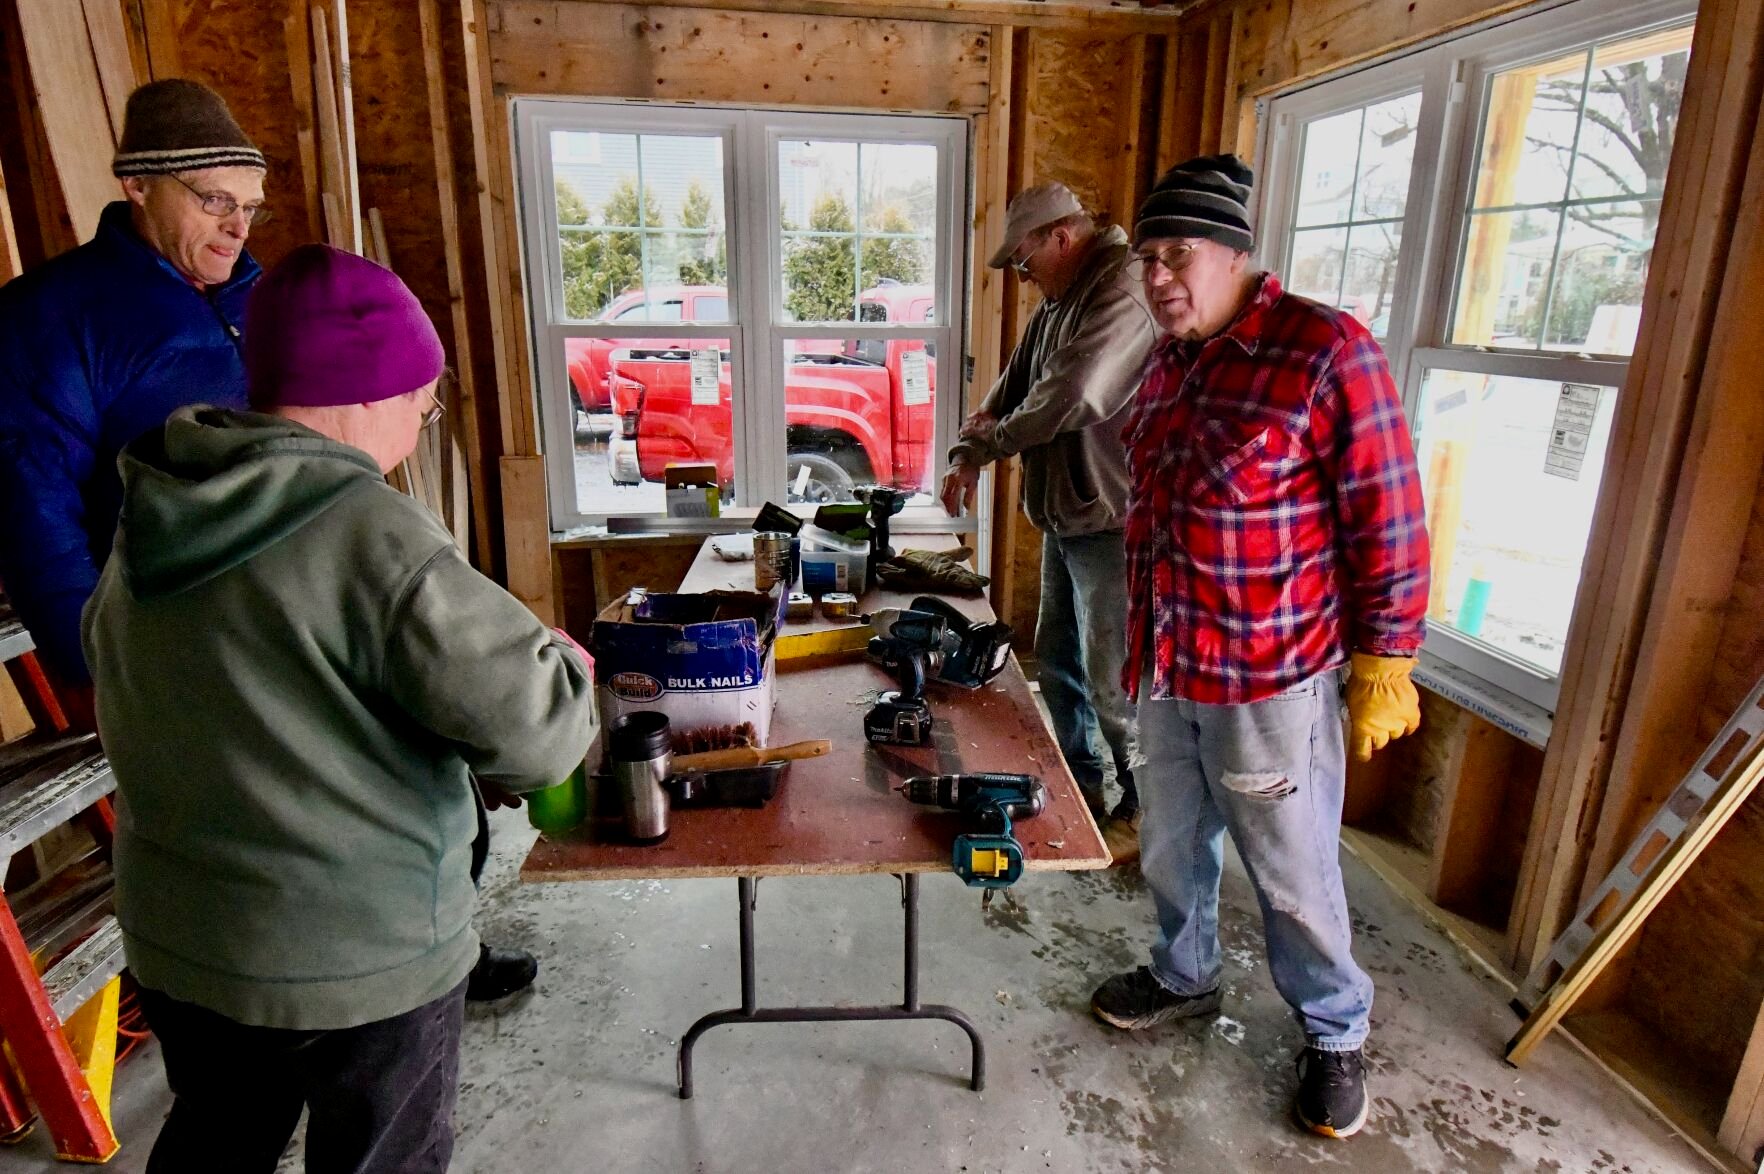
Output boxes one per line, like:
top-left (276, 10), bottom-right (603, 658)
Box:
top-left (1137, 666), bottom-right (1373, 1051)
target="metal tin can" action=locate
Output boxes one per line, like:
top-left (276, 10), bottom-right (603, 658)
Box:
top-left (753, 531), bottom-right (793, 591)
top-left (785, 591), bottom-right (815, 620)
top-left (821, 591), bottom-right (858, 619)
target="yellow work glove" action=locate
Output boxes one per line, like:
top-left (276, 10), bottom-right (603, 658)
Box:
top-left (1345, 652), bottom-right (1421, 762)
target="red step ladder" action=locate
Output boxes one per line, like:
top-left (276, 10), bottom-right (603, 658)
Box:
top-left (0, 614), bottom-right (123, 1162)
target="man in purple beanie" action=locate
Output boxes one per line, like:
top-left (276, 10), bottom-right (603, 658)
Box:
top-left (83, 245), bottom-right (598, 1171)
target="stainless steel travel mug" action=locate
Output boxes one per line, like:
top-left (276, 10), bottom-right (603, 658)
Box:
top-left (609, 712), bottom-right (672, 845)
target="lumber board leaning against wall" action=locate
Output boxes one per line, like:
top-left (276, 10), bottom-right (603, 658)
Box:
top-left (12, 0), bottom-right (135, 245)
top-left (487, 0), bottom-right (992, 112)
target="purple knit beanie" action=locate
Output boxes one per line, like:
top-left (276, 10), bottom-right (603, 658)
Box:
top-left (245, 244), bottom-right (444, 408)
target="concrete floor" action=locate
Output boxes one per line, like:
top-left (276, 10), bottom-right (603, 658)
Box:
top-left (6, 806), bottom-right (1709, 1174)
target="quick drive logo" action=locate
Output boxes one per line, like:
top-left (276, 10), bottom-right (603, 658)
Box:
top-left (609, 672), bottom-right (663, 701)
top-left (666, 671), bottom-right (756, 689)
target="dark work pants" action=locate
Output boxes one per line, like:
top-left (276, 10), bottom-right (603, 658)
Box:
top-left (138, 979), bottom-right (467, 1174)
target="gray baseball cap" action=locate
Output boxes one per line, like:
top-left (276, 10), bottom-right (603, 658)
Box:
top-left (987, 182), bottom-right (1084, 269)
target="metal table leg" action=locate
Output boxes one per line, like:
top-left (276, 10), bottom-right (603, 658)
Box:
top-left (677, 873), bottom-right (986, 1098)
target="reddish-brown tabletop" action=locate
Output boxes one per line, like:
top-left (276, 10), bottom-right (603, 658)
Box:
top-left (520, 535), bottom-right (1109, 883)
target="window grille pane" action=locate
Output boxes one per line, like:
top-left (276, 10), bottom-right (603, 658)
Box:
top-left (1414, 369), bottom-right (1618, 676)
top-left (780, 337), bottom-right (937, 503)
top-left (779, 140), bottom-right (938, 324)
top-left (1450, 23), bottom-right (1692, 356)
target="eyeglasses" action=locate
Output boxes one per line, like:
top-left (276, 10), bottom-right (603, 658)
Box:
top-left (167, 173), bottom-right (271, 225)
top-left (422, 373), bottom-right (452, 429)
top-left (421, 387), bottom-right (446, 430)
top-left (1126, 242), bottom-right (1199, 280)
top-left (1008, 232), bottom-right (1046, 276)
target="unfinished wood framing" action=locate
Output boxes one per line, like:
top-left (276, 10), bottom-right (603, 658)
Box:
top-left (1576, 35), bottom-right (1764, 906)
top-left (488, 1), bottom-right (992, 113)
top-left (418, 0), bottom-right (494, 568)
top-left (282, 7), bottom-right (325, 243)
top-left (1509, 0), bottom-right (1764, 979)
top-left (497, 0), bottom-right (1188, 32)
top-left (2, 0), bottom-right (1762, 1165)
top-left (1226, 0), bottom-right (1529, 108)
top-left (1110, 35), bottom-right (1148, 230)
top-left (0, 157), bottom-right (19, 284)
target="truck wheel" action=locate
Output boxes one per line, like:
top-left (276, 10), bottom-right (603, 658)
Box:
top-left (787, 451), bottom-right (857, 504)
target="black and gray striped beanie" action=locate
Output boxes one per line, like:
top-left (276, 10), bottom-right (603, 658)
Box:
top-left (112, 80), bottom-right (265, 178)
top-left (1134, 154), bottom-right (1254, 252)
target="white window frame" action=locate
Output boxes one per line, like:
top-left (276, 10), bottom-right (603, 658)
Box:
top-left (1257, 0), bottom-right (1696, 713)
top-left (513, 100), bottom-right (968, 533)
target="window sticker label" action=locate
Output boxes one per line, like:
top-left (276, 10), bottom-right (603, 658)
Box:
top-left (690, 349), bottom-right (721, 406)
top-left (901, 349), bottom-right (931, 406)
top-left (1545, 383), bottom-right (1601, 480)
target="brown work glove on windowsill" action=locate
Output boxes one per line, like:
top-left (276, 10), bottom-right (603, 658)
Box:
top-left (874, 547), bottom-right (990, 596)
top-left (1345, 652), bottom-right (1421, 762)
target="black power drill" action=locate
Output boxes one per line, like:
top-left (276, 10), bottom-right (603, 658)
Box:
top-left (853, 485), bottom-right (909, 581)
top-left (897, 773), bottom-right (1045, 888)
top-left (864, 631), bottom-right (935, 746)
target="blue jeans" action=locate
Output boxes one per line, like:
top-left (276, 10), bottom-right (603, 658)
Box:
top-left (1137, 667), bottom-right (1373, 1051)
top-left (1036, 530), bottom-right (1141, 813)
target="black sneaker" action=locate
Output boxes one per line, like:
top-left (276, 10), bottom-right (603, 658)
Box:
top-left (465, 943), bottom-right (539, 1002)
top-left (1091, 967), bottom-right (1221, 1030)
top-left (1294, 1046), bottom-right (1369, 1138)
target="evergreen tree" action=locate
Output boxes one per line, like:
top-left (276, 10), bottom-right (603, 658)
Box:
top-left (556, 180), bottom-right (604, 320)
top-left (676, 180), bottom-right (727, 286)
top-left (860, 204), bottom-right (928, 288)
top-left (555, 178), bottom-right (663, 319)
top-left (783, 194), bottom-right (857, 321)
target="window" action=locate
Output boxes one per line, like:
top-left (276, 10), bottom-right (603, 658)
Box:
top-left (517, 103), bottom-right (966, 527)
top-left (1260, 0), bottom-right (1694, 710)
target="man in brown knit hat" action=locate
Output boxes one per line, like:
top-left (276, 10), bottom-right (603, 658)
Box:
top-left (0, 78), bottom-right (542, 1005)
top-left (0, 79), bottom-right (266, 706)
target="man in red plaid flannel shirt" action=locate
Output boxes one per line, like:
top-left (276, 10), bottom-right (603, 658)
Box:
top-left (1089, 154), bottom-right (1430, 1141)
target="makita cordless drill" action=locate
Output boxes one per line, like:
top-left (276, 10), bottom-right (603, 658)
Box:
top-left (896, 773), bottom-right (1045, 888)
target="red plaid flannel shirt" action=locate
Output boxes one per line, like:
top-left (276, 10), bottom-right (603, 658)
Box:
top-left (1123, 273), bottom-right (1429, 704)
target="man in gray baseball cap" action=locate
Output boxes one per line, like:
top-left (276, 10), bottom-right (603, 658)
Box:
top-left (942, 181), bottom-right (1157, 862)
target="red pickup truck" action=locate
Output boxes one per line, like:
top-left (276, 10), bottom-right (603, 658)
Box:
top-left (604, 283), bottom-right (938, 502)
top-left (565, 285), bottom-right (730, 414)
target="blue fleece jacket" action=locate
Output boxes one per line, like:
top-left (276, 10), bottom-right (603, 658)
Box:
top-left (0, 201), bottom-right (259, 682)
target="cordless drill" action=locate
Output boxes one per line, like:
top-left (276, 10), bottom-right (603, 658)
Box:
top-left (853, 485), bottom-right (909, 579)
top-left (896, 773), bottom-right (1045, 888)
top-left (864, 608), bottom-right (947, 746)
top-left (864, 639), bottom-right (933, 745)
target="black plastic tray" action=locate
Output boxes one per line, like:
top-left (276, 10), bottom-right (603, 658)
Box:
top-left (665, 761), bottom-right (788, 808)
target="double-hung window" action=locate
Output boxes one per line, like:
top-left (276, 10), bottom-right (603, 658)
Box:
top-left (1259, 0), bottom-right (1695, 715)
top-left (515, 102), bottom-right (967, 531)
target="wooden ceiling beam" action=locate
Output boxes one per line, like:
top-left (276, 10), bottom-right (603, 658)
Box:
top-left (516, 0), bottom-right (1198, 35)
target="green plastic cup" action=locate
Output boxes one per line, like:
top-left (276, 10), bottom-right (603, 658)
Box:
top-left (527, 761), bottom-right (589, 834)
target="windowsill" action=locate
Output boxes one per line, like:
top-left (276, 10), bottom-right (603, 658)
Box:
top-left (556, 506), bottom-right (981, 541)
top-left (1412, 649), bottom-right (1553, 749)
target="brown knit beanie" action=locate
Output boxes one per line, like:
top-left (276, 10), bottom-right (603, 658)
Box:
top-left (111, 79), bottom-right (265, 178)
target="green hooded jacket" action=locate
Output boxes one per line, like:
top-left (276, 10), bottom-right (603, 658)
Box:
top-left (83, 407), bottom-right (596, 1030)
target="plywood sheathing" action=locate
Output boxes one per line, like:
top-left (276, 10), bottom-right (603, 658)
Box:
top-left (489, 1), bottom-right (992, 113)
